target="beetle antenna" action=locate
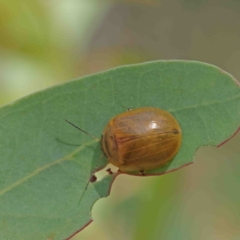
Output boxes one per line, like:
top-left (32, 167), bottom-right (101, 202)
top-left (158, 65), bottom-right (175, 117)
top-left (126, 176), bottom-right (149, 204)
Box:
top-left (65, 119), bottom-right (99, 140)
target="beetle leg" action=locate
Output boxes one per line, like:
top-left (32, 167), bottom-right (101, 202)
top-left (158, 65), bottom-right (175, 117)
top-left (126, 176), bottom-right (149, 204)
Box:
top-left (85, 174), bottom-right (97, 190)
top-left (106, 168), bottom-right (113, 175)
top-left (139, 170), bottom-right (145, 176)
top-left (90, 174), bottom-right (97, 182)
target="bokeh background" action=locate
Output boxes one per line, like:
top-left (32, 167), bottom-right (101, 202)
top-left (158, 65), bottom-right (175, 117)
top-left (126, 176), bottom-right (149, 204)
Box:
top-left (1, 1), bottom-right (240, 239)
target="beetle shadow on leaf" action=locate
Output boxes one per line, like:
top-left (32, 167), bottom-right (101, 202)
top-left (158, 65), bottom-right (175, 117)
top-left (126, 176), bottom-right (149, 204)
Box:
top-left (55, 137), bottom-right (108, 175)
top-left (84, 143), bottom-right (108, 175)
top-left (55, 137), bottom-right (82, 147)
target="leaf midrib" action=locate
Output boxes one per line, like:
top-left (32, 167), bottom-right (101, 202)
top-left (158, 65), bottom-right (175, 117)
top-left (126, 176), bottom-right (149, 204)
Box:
top-left (0, 139), bottom-right (99, 196)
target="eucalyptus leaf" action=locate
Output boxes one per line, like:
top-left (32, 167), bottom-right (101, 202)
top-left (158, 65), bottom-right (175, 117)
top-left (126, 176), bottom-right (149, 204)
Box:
top-left (0, 61), bottom-right (239, 239)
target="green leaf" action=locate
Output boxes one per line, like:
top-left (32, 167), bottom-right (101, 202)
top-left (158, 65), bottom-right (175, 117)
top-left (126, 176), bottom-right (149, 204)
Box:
top-left (0, 60), bottom-right (239, 239)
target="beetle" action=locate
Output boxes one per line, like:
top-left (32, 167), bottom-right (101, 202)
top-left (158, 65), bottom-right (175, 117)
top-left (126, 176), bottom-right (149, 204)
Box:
top-left (66, 107), bottom-right (182, 176)
top-left (101, 107), bottom-right (182, 174)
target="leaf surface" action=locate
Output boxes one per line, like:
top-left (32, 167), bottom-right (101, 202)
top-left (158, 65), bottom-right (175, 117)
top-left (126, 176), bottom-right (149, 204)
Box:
top-left (0, 61), bottom-right (239, 239)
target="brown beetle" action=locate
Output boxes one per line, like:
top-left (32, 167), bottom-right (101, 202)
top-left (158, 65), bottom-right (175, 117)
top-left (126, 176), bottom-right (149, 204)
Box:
top-left (101, 107), bottom-right (182, 173)
top-left (66, 107), bottom-right (182, 175)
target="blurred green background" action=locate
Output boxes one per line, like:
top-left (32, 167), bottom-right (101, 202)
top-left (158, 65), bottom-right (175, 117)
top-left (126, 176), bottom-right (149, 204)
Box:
top-left (1, 1), bottom-right (240, 239)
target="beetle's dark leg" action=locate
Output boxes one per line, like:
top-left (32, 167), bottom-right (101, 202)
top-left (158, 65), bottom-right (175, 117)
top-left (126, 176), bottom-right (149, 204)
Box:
top-left (85, 153), bottom-right (104, 190)
top-left (85, 174), bottom-right (97, 190)
top-left (90, 174), bottom-right (97, 182)
top-left (139, 170), bottom-right (145, 176)
top-left (106, 168), bottom-right (113, 175)
top-left (117, 169), bottom-right (123, 173)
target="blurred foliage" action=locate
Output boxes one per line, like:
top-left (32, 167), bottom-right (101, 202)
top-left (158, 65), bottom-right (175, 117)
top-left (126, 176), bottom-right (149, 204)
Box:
top-left (0, 0), bottom-right (240, 240)
top-left (0, 0), bottom-right (110, 104)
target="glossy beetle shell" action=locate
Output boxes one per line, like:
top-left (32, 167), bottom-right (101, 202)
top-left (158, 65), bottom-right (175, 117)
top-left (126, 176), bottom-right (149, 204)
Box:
top-left (101, 107), bottom-right (182, 172)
